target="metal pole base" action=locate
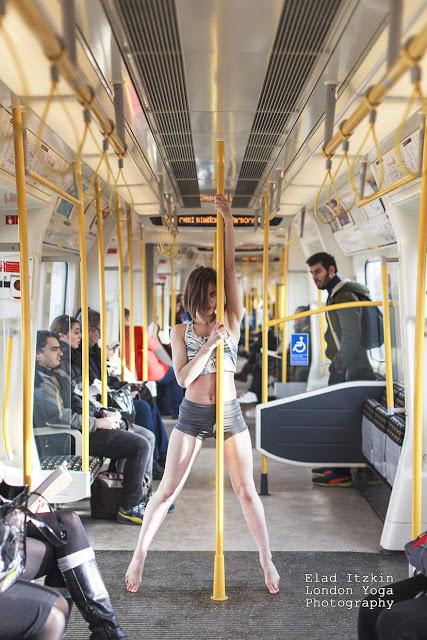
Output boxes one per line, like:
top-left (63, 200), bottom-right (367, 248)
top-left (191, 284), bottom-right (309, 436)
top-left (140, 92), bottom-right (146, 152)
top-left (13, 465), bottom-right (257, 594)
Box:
top-left (211, 554), bottom-right (228, 601)
top-left (259, 473), bottom-right (270, 496)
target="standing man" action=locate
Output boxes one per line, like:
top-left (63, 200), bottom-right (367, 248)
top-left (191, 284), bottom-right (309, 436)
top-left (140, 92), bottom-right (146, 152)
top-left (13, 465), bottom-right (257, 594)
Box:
top-left (306, 252), bottom-right (376, 487)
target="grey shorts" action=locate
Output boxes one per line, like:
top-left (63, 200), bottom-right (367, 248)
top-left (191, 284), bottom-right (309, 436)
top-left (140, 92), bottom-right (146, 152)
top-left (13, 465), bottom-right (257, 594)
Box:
top-left (175, 397), bottom-right (248, 440)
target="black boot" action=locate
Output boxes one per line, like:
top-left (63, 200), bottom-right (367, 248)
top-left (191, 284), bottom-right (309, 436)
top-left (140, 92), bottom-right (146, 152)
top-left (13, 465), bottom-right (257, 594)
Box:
top-left (62, 559), bottom-right (127, 639)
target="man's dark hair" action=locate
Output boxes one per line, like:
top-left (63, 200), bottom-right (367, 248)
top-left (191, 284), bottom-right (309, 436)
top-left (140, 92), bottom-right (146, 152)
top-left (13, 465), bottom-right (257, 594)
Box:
top-left (184, 266), bottom-right (217, 319)
top-left (50, 314), bottom-right (79, 336)
top-left (36, 330), bottom-right (60, 353)
top-left (124, 308), bottom-right (130, 320)
top-left (306, 252), bottom-right (337, 273)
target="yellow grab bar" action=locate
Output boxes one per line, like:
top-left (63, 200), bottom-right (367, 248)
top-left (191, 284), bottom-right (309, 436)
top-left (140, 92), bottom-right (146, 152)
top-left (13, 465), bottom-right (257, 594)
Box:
top-left (1, 329), bottom-right (15, 461)
top-left (260, 186), bottom-right (270, 495)
top-left (74, 160), bottom-right (89, 472)
top-left (412, 118), bottom-right (427, 539)
top-left (212, 140), bottom-right (227, 602)
top-left (116, 197), bottom-right (126, 381)
top-left (268, 299), bottom-right (388, 328)
top-left (12, 104), bottom-right (33, 486)
top-left (95, 177), bottom-right (108, 407)
top-left (381, 259), bottom-right (394, 413)
top-left (126, 213), bottom-right (136, 374)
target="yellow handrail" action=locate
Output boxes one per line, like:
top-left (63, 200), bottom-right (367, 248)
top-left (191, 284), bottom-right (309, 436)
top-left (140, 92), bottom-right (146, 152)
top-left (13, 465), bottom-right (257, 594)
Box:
top-left (317, 289), bottom-right (328, 370)
top-left (116, 197), bottom-right (126, 382)
top-left (27, 170), bottom-right (80, 206)
top-left (12, 104), bottom-right (33, 485)
top-left (212, 140), bottom-right (227, 602)
top-left (412, 117), bottom-right (427, 539)
top-left (139, 227), bottom-right (149, 381)
top-left (281, 241), bottom-right (289, 383)
top-left (74, 159), bottom-right (89, 473)
top-left (1, 329), bottom-right (15, 461)
top-left (126, 212), bottom-right (136, 374)
top-left (381, 259), bottom-right (394, 413)
top-left (323, 22), bottom-right (427, 159)
top-left (14, 0), bottom-right (126, 158)
top-left (260, 186), bottom-right (270, 495)
top-left (268, 299), bottom-right (388, 328)
top-left (170, 254), bottom-right (176, 330)
top-left (95, 177), bottom-right (108, 407)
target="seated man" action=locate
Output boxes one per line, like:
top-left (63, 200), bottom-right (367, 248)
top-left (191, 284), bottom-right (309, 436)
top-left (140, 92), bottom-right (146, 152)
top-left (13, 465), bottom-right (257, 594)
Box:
top-left (33, 330), bottom-right (153, 525)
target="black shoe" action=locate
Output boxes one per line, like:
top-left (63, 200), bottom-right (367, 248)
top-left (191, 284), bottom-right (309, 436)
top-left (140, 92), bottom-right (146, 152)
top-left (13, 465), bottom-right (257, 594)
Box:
top-left (61, 559), bottom-right (127, 639)
top-left (153, 460), bottom-right (165, 480)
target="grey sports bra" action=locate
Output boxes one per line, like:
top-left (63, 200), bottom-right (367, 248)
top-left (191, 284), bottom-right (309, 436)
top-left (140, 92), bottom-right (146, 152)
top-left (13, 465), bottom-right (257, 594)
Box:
top-left (184, 321), bottom-right (238, 375)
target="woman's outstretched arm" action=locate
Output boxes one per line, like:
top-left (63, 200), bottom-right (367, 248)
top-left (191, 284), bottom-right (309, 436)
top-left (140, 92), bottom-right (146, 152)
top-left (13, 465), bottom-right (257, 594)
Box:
top-left (215, 195), bottom-right (245, 332)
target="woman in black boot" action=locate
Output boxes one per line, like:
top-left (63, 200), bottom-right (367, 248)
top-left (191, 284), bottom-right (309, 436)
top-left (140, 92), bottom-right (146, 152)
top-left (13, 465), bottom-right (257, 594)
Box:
top-left (25, 510), bottom-right (127, 639)
top-left (0, 490), bottom-right (127, 640)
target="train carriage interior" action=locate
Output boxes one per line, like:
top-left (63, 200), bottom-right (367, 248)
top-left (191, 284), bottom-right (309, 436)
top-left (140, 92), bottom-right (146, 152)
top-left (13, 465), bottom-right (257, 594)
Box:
top-left (2, 0), bottom-right (427, 638)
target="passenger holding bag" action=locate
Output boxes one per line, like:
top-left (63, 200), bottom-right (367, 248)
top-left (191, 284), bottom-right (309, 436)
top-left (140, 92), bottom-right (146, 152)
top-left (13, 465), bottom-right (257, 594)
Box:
top-left (0, 479), bottom-right (127, 639)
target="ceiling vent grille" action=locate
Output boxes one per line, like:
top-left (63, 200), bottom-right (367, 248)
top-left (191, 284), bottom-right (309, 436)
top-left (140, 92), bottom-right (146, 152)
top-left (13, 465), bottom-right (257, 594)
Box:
top-left (232, 0), bottom-right (342, 208)
top-left (113, 0), bottom-right (200, 207)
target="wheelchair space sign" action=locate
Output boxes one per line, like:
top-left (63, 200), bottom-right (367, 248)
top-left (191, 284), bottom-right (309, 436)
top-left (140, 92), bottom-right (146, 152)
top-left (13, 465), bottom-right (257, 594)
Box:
top-left (290, 333), bottom-right (309, 366)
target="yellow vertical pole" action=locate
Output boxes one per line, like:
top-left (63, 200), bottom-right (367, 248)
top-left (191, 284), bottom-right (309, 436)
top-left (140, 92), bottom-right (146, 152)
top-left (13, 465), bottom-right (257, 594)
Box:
top-left (254, 292), bottom-right (259, 332)
top-left (412, 118), bottom-right (427, 539)
top-left (74, 160), bottom-right (89, 472)
top-left (244, 291), bottom-right (250, 353)
top-left (160, 284), bottom-right (165, 330)
top-left (116, 195), bottom-right (126, 382)
top-left (150, 283), bottom-right (155, 325)
top-left (1, 329), bottom-right (15, 460)
top-left (260, 185), bottom-right (270, 496)
top-left (126, 211), bottom-right (136, 374)
top-left (381, 258), bottom-right (394, 413)
top-left (170, 253), bottom-right (176, 329)
top-left (95, 177), bottom-right (108, 407)
top-left (212, 139), bottom-right (227, 602)
top-left (213, 232), bottom-right (217, 270)
top-left (281, 239), bottom-right (289, 383)
top-left (140, 226), bottom-right (149, 381)
top-left (12, 104), bottom-right (32, 485)
top-left (317, 289), bottom-right (328, 370)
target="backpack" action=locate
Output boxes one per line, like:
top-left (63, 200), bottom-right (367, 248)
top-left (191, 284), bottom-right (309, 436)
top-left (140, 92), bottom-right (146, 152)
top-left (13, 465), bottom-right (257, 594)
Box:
top-left (356, 292), bottom-right (384, 350)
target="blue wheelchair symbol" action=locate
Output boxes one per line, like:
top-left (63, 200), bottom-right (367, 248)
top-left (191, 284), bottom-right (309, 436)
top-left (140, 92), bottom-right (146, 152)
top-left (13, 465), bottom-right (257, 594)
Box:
top-left (290, 333), bottom-right (309, 366)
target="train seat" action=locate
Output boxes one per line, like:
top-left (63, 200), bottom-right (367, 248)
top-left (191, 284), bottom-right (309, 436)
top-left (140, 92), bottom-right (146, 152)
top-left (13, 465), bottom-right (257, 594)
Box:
top-left (361, 383), bottom-right (406, 486)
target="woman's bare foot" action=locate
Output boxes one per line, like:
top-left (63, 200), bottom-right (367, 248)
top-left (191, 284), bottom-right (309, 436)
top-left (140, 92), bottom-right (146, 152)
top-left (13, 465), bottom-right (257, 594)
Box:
top-left (125, 554), bottom-right (146, 593)
top-left (260, 557), bottom-right (280, 594)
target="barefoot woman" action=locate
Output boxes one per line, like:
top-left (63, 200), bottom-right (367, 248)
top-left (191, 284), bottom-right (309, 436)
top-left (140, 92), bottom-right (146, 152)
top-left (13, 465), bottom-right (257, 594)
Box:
top-left (125, 195), bottom-right (279, 595)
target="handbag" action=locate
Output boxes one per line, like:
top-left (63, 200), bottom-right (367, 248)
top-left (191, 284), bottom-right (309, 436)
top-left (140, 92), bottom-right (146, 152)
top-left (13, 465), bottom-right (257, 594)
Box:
top-left (0, 486), bottom-right (67, 595)
top-left (90, 470), bottom-right (151, 519)
top-left (405, 530), bottom-right (427, 573)
top-left (107, 384), bottom-right (136, 421)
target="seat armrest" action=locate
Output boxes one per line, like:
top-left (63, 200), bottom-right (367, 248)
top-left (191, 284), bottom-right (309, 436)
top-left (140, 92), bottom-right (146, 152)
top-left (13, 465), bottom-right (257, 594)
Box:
top-left (34, 426), bottom-right (83, 456)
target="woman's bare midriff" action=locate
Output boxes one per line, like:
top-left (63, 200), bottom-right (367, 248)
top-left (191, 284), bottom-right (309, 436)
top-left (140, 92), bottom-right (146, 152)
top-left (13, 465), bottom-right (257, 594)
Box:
top-left (185, 371), bottom-right (236, 404)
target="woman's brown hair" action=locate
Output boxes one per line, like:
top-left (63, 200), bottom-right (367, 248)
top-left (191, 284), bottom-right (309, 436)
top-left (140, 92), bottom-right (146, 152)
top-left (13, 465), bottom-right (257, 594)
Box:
top-left (184, 266), bottom-right (216, 319)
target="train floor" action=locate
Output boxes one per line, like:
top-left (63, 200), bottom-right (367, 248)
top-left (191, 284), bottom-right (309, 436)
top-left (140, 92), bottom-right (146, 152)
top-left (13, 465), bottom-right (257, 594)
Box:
top-left (63, 376), bottom-right (408, 639)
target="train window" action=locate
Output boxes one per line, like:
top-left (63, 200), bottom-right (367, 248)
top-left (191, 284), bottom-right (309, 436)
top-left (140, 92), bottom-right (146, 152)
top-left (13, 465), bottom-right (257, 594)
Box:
top-left (364, 259), bottom-right (385, 364)
top-left (48, 262), bottom-right (68, 326)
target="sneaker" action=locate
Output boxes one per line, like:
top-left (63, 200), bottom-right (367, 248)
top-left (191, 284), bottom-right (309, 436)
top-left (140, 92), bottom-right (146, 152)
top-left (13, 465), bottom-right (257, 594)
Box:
top-left (312, 472), bottom-right (352, 488)
top-left (117, 502), bottom-right (146, 524)
top-left (312, 467), bottom-right (333, 477)
top-left (238, 391), bottom-right (258, 404)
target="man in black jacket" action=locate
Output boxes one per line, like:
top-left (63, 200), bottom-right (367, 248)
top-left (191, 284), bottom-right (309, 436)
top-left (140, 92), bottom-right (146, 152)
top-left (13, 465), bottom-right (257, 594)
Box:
top-left (307, 252), bottom-right (375, 487)
top-left (33, 330), bottom-right (153, 524)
